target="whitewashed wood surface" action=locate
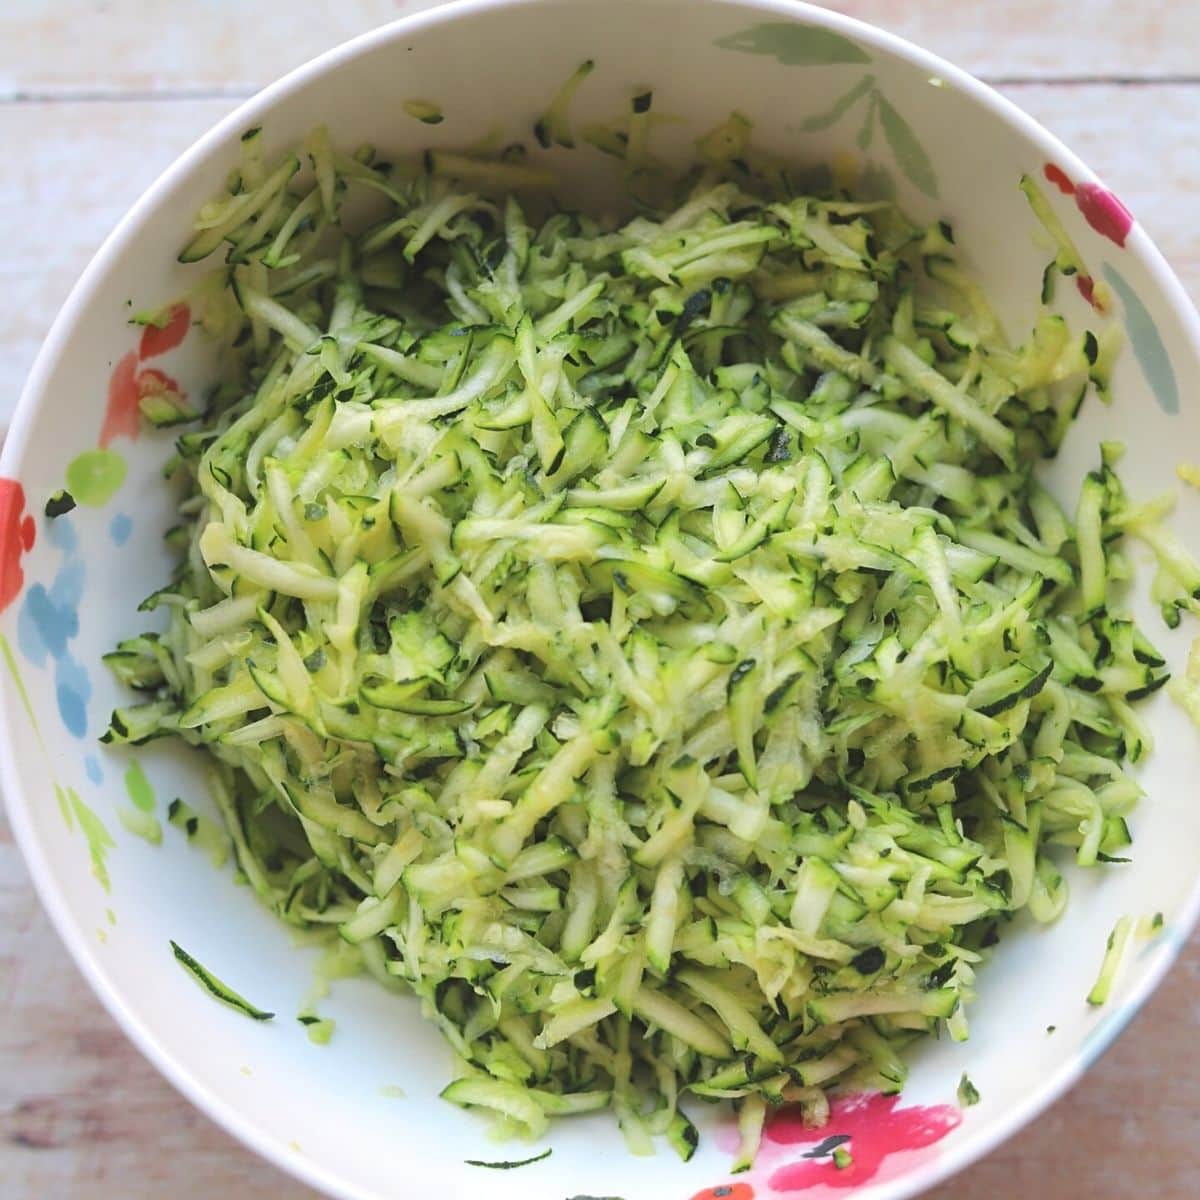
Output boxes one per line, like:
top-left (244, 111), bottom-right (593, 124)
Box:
top-left (2, 2), bottom-right (1199, 1197)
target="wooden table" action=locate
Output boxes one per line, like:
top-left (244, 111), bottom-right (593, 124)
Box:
top-left (2, 2), bottom-right (1198, 1196)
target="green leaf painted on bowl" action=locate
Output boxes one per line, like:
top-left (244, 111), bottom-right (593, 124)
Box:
top-left (797, 74), bottom-right (875, 130)
top-left (69, 786), bottom-right (116, 892)
top-left (715, 23), bottom-right (871, 66)
top-left (1101, 263), bottom-right (1179, 415)
top-left (876, 93), bottom-right (939, 199)
top-left (856, 93), bottom-right (878, 151)
top-left (0, 630), bottom-right (40, 734)
top-left (124, 759), bottom-right (155, 812)
top-left (54, 782), bottom-right (73, 828)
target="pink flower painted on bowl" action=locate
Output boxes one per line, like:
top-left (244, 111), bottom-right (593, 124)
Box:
top-left (1038, 163), bottom-right (1178, 413)
top-left (1041, 163), bottom-right (1133, 248)
top-left (706, 1092), bottom-right (963, 1199)
top-left (766, 1092), bottom-right (963, 1192)
top-left (1038, 163), bottom-right (1135, 312)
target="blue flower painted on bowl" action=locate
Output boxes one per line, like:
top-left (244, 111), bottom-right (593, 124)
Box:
top-left (17, 516), bottom-right (92, 738)
top-left (110, 512), bottom-right (133, 546)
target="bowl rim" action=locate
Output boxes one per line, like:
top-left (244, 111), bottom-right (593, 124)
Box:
top-left (4, 1), bottom-right (1200, 1197)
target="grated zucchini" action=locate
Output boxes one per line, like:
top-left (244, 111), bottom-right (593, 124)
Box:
top-left (103, 115), bottom-right (1190, 1164)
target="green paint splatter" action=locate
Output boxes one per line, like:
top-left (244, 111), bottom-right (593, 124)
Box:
top-left (123, 760), bottom-right (155, 812)
top-left (66, 448), bottom-right (127, 507)
top-left (54, 782), bottom-right (74, 830)
top-left (403, 99), bottom-right (444, 125)
top-left (106, 908), bottom-right (117, 926)
top-left (68, 787), bottom-right (116, 892)
top-left (0, 631), bottom-right (40, 736)
top-left (716, 23), bottom-right (871, 66)
top-left (379, 1084), bottom-right (406, 1099)
top-left (118, 804), bottom-right (163, 845)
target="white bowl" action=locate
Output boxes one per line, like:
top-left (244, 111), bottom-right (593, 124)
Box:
top-left (4, 2), bottom-right (1200, 1197)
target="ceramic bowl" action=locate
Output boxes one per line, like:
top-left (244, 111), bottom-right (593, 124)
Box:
top-left (4, 2), bottom-right (1200, 1198)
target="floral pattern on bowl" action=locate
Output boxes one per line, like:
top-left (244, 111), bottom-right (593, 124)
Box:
top-left (693, 1092), bottom-right (963, 1199)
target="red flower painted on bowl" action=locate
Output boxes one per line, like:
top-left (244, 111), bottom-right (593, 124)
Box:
top-left (0, 479), bottom-right (36, 614)
top-left (706, 1091), bottom-right (964, 1199)
top-left (100, 351), bottom-right (142, 448)
top-left (690, 1184), bottom-right (755, 1200)
top-left (138, 302), bottom-right (190, 360)
top-left (99, 303), bottom-right (191, 448)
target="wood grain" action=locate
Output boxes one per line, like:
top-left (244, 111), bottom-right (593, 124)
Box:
top-left (0, 98), bottom-right (233, 430)
top-left (2, 2), bottom-right (1199, 1197)
top-left (1, 808), bottom-right (321, 1197)
top-left (1, 0), bottom-right (1197, 93)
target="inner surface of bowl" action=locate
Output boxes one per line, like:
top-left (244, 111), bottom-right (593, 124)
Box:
top-left (4, 2), bottom-right (1200, 1198)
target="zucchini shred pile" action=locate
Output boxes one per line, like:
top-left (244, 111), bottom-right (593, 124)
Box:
top-left (103, 117), bottom-right (1187, 1163)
